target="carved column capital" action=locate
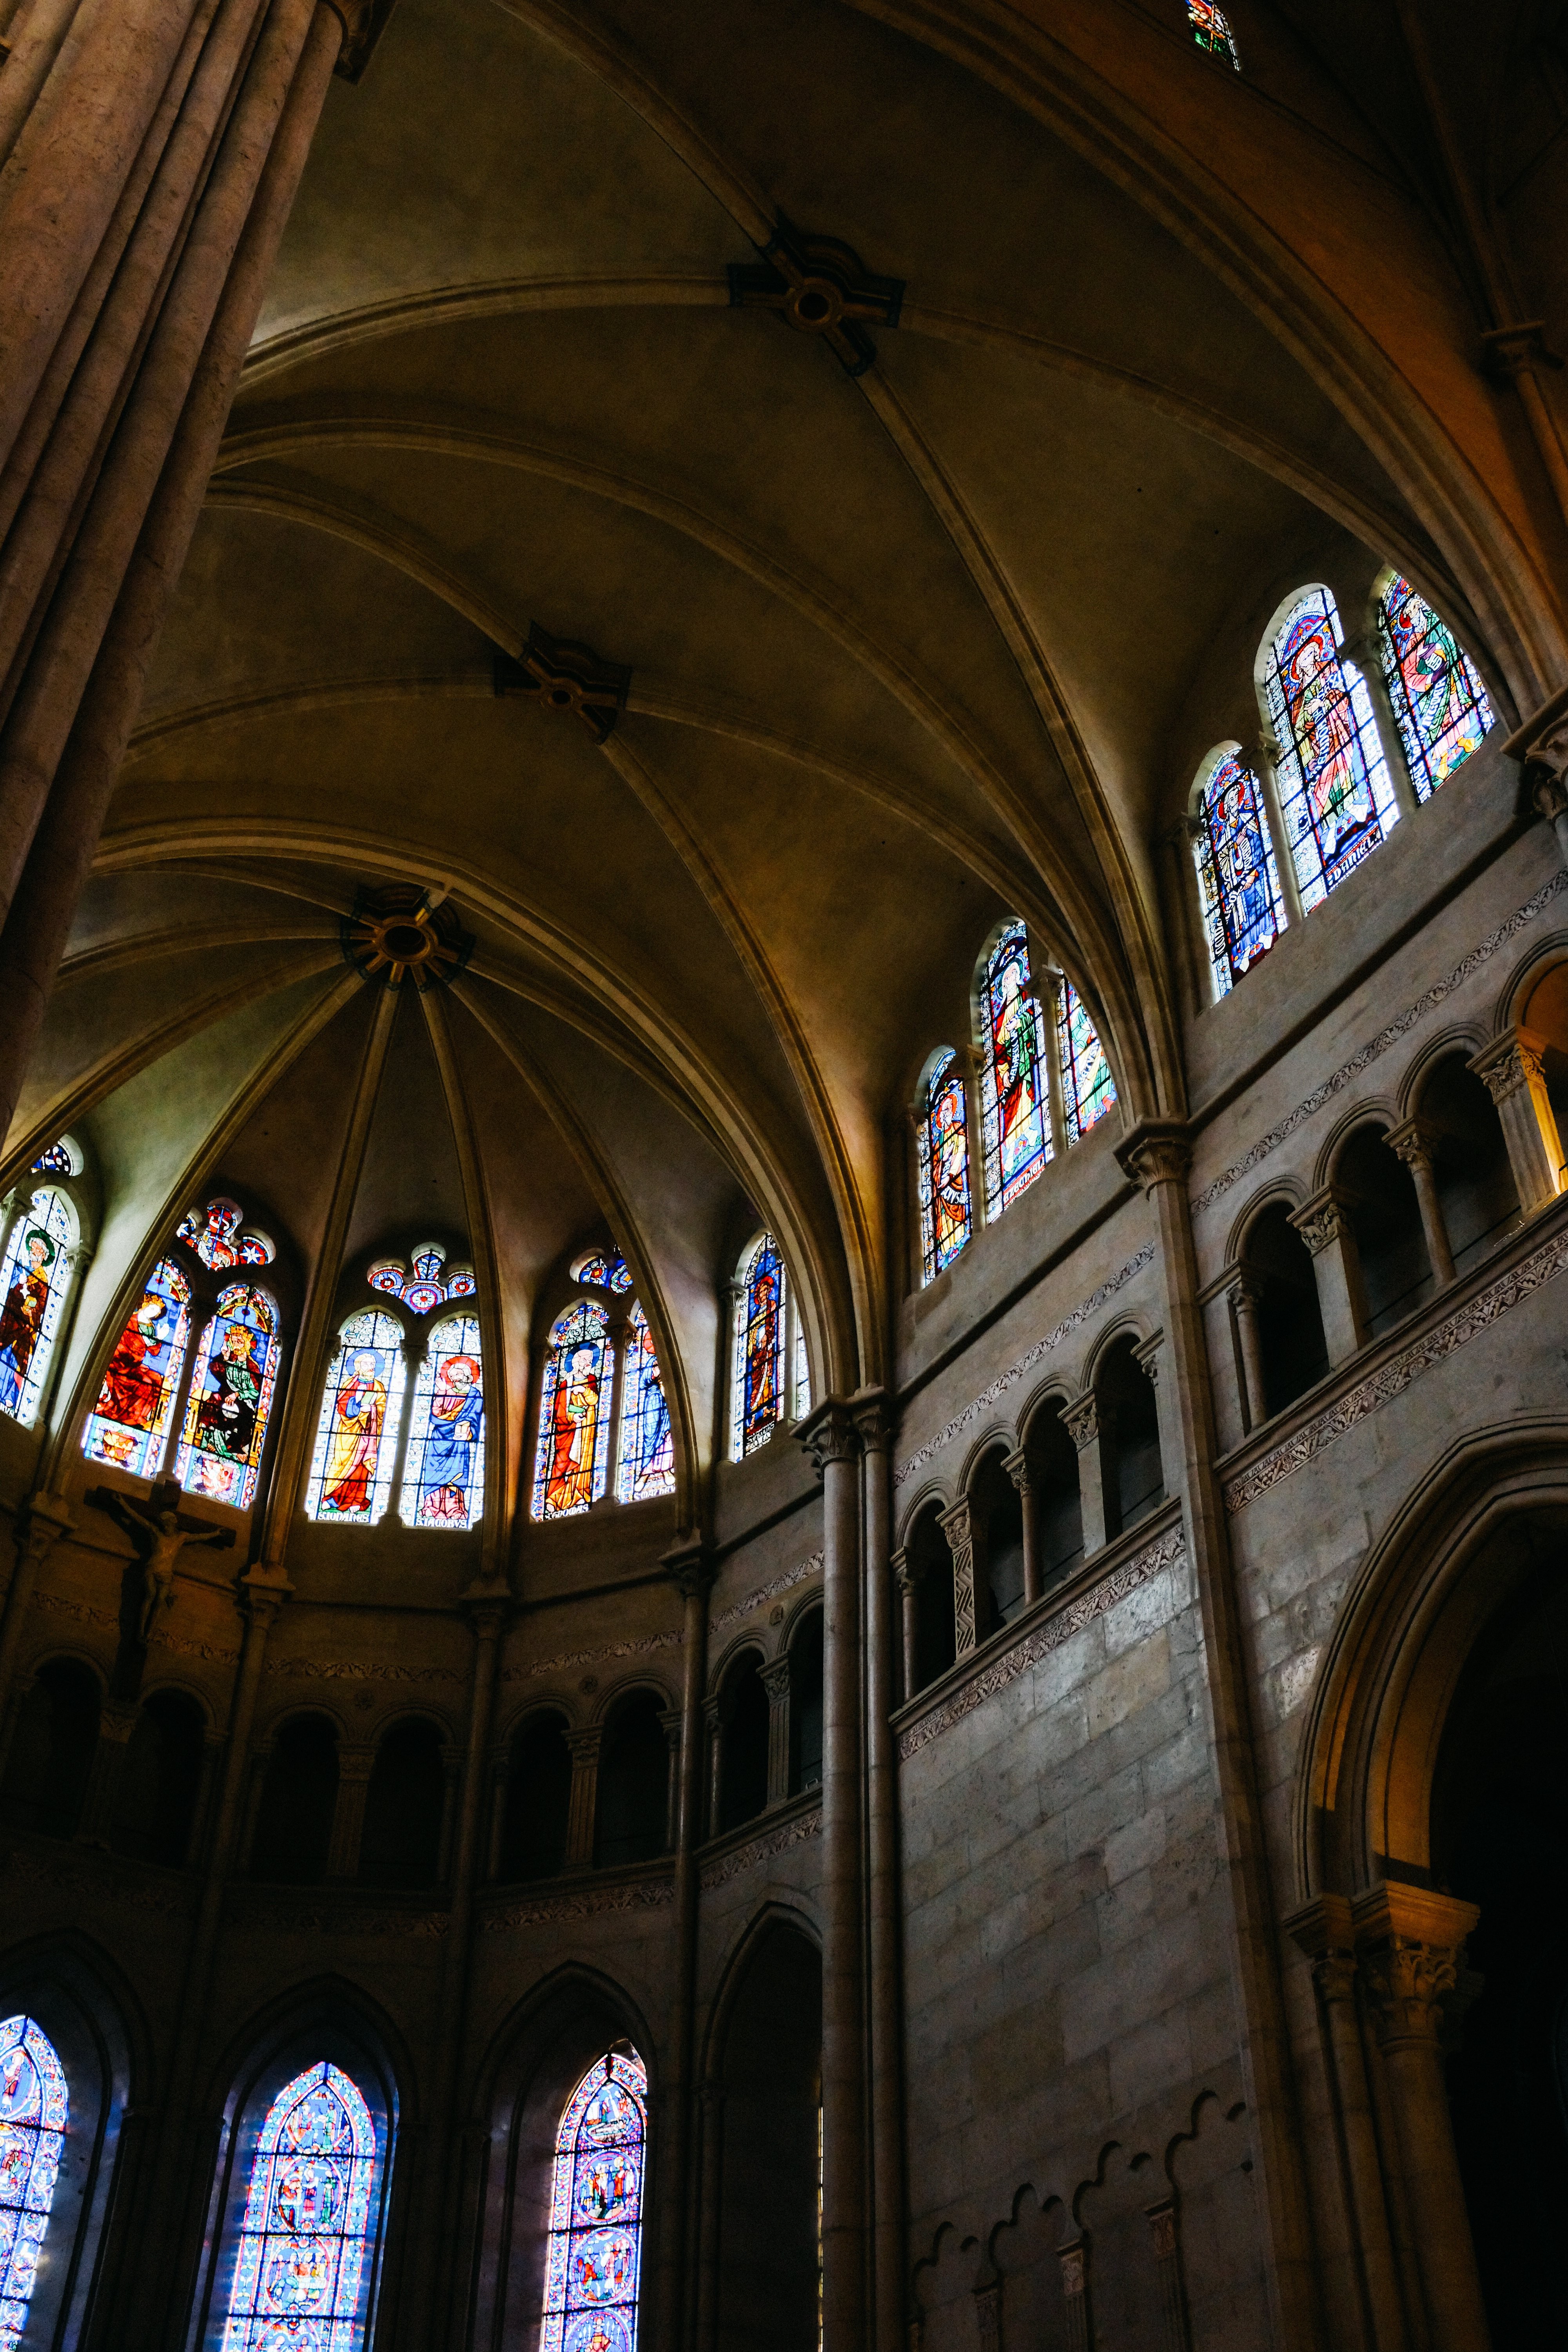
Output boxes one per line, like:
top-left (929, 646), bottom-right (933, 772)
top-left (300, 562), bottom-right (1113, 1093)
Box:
top-left (797, 1398), bottom-right (862, 1474)
top-left (1001, 1445), bottom-right (1032, 1497)
top-left (1469, 1026), bottom-right (1549, 1106)
top-left (1530, 759), bottom-right (1568, 822)
top-left (1384, 1116), bottom-right (1440, 1172)
top-left (758, 1656), bottom-right (793, 1702)
top-left (936, 1496), bottom-right (972, 1548)
top-left (460, 1576), bottom-right (511, 1640)
top-left (1062, 1392), bottom-right (1100, 1452)
top-left (1288, 1184), bottom-right (1351, 1256)
top-left (662, 1536), bottom-right (713, 1605)
top-left (1116, 1118), bottom-right (1192, 1194)
top-left (240, 1564), bottom-right (293, 1632)
top-left (1132, 1330), bottom-right (1164, 1385)
top-left (335, 1746), bottom-right (377, 1785)
top-left (16, 1490), bottom-right (74, 1564)
top-left (564, 1725), bottom-right (605, 1764)
top-left (850, 1384), bottom-right (893, 1453)
top-left (1351, 1883), bottom-right (1479, 2049)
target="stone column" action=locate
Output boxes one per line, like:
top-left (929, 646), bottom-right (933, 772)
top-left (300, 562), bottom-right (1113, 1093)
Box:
top-left (1290, 1185), bottom-right (1369, 1364)
top-left (1228, 1274), bottom-right (1269, 1432)
top-left (1469, 1029), bottom-right (1562, 1214)
top-left (0, 1489), bottom-right (72, 1777)
top-left (760, 1656), bottom-right (792, 1807)
top-left (1002, 1445), bottom-right (1041, 1606)
top-left (484, 1746), bottom-right (509, 1880)
top-left (1145, 2201), bottom-right (1192, 2352)
top-left (437, 1742), bottom-right (463, 1884)
top-left (972, 2277), bottom-right (1002, 2351)
top-left (892, 1548), bottom-right (918, 1702)
top-left (1058, 2238), bottom-right (1091, 2352)
top-left (937, 1495), bottom-right (978, 1655)
top-left (1353, 1885), bottom-right (1488, 2352)
top-left (659, 1704), bottom-right (683, 1849)
top-left (1063, 1391), bottom-right (1110, 1556)
top-left (327, 1746), bottom-right (374, 1880)
top-left (702, 1693), bottom-right (724, 1838)
top-left (1385, 1119), bottom-right (1456, 1286)
top-left (563, 1725), bottom-right (603, 1871)
top-left (798, 1401), bottom-right (866, 2350)
top-left (1134, 1329), bottom-right (1176, 1498)
top-left (857, 1386), bottom-right (905, 2352)
top-left (74, 1702), bottom-right (135, 1848)
top-left (656, 1540), bottom-right (712, 2351)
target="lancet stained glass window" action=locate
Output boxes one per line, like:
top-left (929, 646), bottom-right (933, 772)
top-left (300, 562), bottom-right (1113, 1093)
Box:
top-left (917, 1049), bottom-right (972, 1283)
top-left (540, 2048), bottom-right (648, 2352)
top-left (174, 1283), bottom-right (279, 1511)
top-left (1377, 573), bottom-right (1494, 801)
top-left (83, 1255), bottom-right (191, 1477)
top-left (0, 2013), bottom-right (67, 2352)
top-left (1056, 978), bottom-right (1116, 1144)
top-left (176, 1196), bottom-right (274, 1271)
top-left (977, 921), bottom-right (1053, 1217)
top-left (218, 2060), bottom-right (377, 2352)
top-left (1187, 0), bottom-right (1239, 64)
top-left (733, 1234), bottom-right (786, 1457)
top-left (1193, 751), bottom-right (1286, 997)
top-left (400, 1314), bottom-right (484, 1529)
top-left (617, 1303), bottom-right (674, 1503)
top-left (533, 1299), bottom-right (612, 1519)
top-left (0, 1187), bottom-right (72, 1427)
top-left (1263, 586), bottom-right (1399, 911)
top-left (306, 1312), bottom-right (407, 1523)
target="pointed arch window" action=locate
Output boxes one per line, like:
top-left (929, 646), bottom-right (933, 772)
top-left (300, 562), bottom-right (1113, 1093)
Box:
top-left (733, 1232), bottom-right (791, 1458)
top-left (1262, 586), bottom-right (1399, 911)
top-left (1376, 572), bottom-right (1494, 801)
top-left (306, 1310), bottom-right (407, 1523)
top-left (1187, 0), bottom-right (1239, 65)
top-left (217, 2060), bottom-right (379, 2352)
top-left (83, 1255), bottom-right (192, 1476)
top-left (533, 1298), bottom-right (612, 1520)
top-left (174, 1282), bottom-right (279, 1511)
top-left (400, 1312), bottom-right (484, 1529)
top-left (916, 1049), bottom-right (972, 1283)
top-left (617, 1303), bottom-right (674, 1503)
top-left (540, 2048), bottom-right (648, 2352)
top-left (0, 2013), bottom-right (67, 2348)
top-left (976, 920), bottom-right (1054, 1216)
top-left (1056, 977), bottom-right (1116, 1143)
top-left (0, 1184), bottom-right (74, 1428)
top-left (1192, 748), bottom-right (1286, 998)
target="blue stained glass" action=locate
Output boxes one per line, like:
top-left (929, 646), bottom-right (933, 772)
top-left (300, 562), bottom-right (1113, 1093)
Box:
top-left (1193, 751), bottom-right (1286, 997)
top-left (28, 1143), bottom-right (72, 1177)
top-left (977, 921), bottom-right (1053, 1217)
top-left (177, 1196), bottom-right (274, 1272)
top-left (734, 1235), bottom-right (786, 1457)
top-left (1188, 0), bottom-right (1239, 64)
top-left (174, 1283), bottom-right (279, 1512)
top-left (1263, 587), bottom-right (1399, 911)
top-left (1377, 573), bottom-right (1494, 802)
top-left (82, 1254), bottom-right (191, 1477)
top-left (917, 1049), bottom-right (971, 1283)
top-left (218, 2061), bottom-right (378, 2352)
top-left (1056, 979), bottom-right (1116, 1146)
top-left (576, 1252), bottom-right (633, 1295)
top-left (539, 2050), bottom-right (648, 2352)
top-left (617, 1303), bottom-right (673, 1504)
top-left (0, 2014), bottom-right (67, 2352)
top-left (0, 1187), bottom-right (72, 1428)
top-left (400, 1314), bottom-right (484, 1529)
top-left (305, 1312), bottom-right (406, 1524)
top-left (533, 1299), bottom-right (612, 1519)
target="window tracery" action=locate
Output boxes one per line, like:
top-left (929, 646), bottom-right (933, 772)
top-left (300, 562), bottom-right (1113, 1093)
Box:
top-left (617, 1303), bottom-right (674, 1504)
top-left (733, 1232), bottom-right (793, 1457)
top-left (976, 920), bottom-right (1054, 1217)
top-left (82, 1256), bottom-right (192, 1476)
top-left (539, 2048), bottom-right (648, 2352)
top-left (366, 1241), bottom-right (473, 1311)
top-left (176, 1196), bottom-right (274, 1271)
top-left (216, 2060), bottom-right (378, 2352)
top-left (173, 1283), bottom-right (279, 1511)
top-left (0, 2013), bottom-right (67, 2352)
top-left (306, 1310), bottom-right (407, 1523)
top-left (1192, 748), bottom-right (1287, 998)
top-left (1056, 976), bottom-right (1116, 1145)
top-left (400, 1312), bottom-right (484, 1529)
top-left (1376, 572), bottom-right (1494, 801)
top-left (916, 1049), bottom-right (972, 1282)
top-left (1261, 586), bottom-right (1400, 910)
top-left (0, 1183), bottom-right (75, 1428)
top-left (534, 1298), bottom-right (612, 1519)
top-left (573, 1250), bottom-right (633, 1295)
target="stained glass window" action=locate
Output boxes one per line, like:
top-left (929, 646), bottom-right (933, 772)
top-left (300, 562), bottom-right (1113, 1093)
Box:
top-left (1188, 0), bottom-right (1239, 65)
top-left (402, 1243), bottom-right (446, 1316)
top-left (1192, 750), bottom-right (1287, 998)
top-left (977, 921), bottom-right (1053, 1217)
top-left (400, 1313), bottom-right (484, 1529)
top-left (617, 1304), bottom-right (674, 1504)
top-left (367, 1262), bottom-right (403, 1299)
top-left (1377, 573), bottom-right (1494, 801)
top-left (1263, 586), bottom-right (1400, 911)
top-left (574, 1251), bottom-right (633, 1295)
top-left (174, 1283), bottom-right (279, 1511)
top-left (0, 2014), bottom-right (67, 2352)
top-left (533, 1299), bottom-right (612, 1518)
top-left (1056, 979), bottom-right (1116, 1145)
top-left (0, 1187), bottom-right (73, 1428)
top-left (365, 1248), bottom-right (468, 1311)
top-left (28, 1142), bottom-right (74, 1178)
top-left (916, 1049), bottom-right (971, 1283)
top-left (733, 1234), bottom-right (786, 1458)
top-left (540, 2048), bottom-right (648, 2352)
top-left (176, 1196), bottom-right (274, 1271)
top-left (306, 1312), bottom-right (407, 1524)
top-left (445, 1265), bottom-right (477, 1300)
top-left (217, 2060), bottom-right (378, 2352)
top-left (82, 1255), bottom-right (191, 1476)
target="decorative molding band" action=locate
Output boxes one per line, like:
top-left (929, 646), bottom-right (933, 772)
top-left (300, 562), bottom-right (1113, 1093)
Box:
top-left (483, 1875), bottom-right (675, 1931)
top-left (34, 1592), bottom-right (115, 1628)
top-left (1192, 867), bottom-right (1568, 1214)
top-left (505, 1628), bottom-right (684, 1683)
top-left (894, 1248), bottom-right (1156, 1490)
top-left (699, 1803), bottom-right (822, 1890)
top-left (33, 1589), bottom-right (243, 1664)
top-left (268, 1657), bottom-right (461, 1682)
top-left (3, 1845), bottom-right (196, 1918)
top-left (710, 1551), bottom-right (823, 1637)
top-left (1223, 1219), bottom-right (1568, 1513)
top-left (227, 1899), bottom-right (449, 1939)
top-left (897, 1524), bottom-right (1188, 1762)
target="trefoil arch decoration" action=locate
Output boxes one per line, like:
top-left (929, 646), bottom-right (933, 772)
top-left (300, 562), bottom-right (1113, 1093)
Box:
top-left (573, 1250), bottom-right (633, 1296)
top-left (401, 1311), bottom-right (485, 1529)
top-left (366, 1240), bottom-right (475, 1312)
top-left (1374, 570), bottom-right (1495, 802)
top-left (0, 2012), bottom-right (68, 2347)
top-left (214, 2059), bottom-right (379, 2351)
top-left (1191, 745), bottom-right (1287, 1000)
top-left (1187, 0), bottom-right (1239, 66)
top-left (306, 1310), bottom-right (408, 1523)
top-left (1259, 584), bottom-right (1401, 911)
top-left (539, 2046), bottom-right (648, 2352)
top-left (0, 1169), bottom-right (80, 1430)
top-left (532, 1251), bottom-right (677, 1517)
top-left (176, 1196), bottom-right (275, 1272)
top-left (731, 1230), bottom-right (809, 1458)
top-left (916, 1048), bottom-right (972, 1284)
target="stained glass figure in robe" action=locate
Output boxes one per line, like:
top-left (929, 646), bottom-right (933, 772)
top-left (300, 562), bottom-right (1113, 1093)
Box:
top-left (1193, 751), bottom-right (1286, 997)
top-left (1056, 979), bottom-right (1116, 1145)
top-left (734, 1234), bottom-right (786, 1456)
top-left (82, 1255), bottom-right (192, 1476)
top-left (916, 1049), bottom-right (971, 1283)
top-left (617, 1304), bottom-right (674, 1503)
top-left (305, 1312), bottom-right (406, 1523)
top-left (1187, 0), bottom-right (1238, 64)
top-left (401, 1314), bottom-right (484, 1528)
top-left (1263, 587), bottom-right (1399, 911)
top-left (174, 1283), bottom-right (278, 1511)
top-left (216, 2060), bottom-right (378, 2352)
top-left (576, 1252), bottom-right (632, 1295)
top-left (533, 1299), bottom-right (611, 1519)
top-left (0, 2014), bottom-right (67, 2352)
top-left (0, 1187), bottom-right (71, 1426)
top-left (539, 2049), bottom-right (648, 2352)
top-left (1377, 573), bottom-right (1494, 801)
top-left (977, 921), bottom-right (1053, 1218)
top-left (27, 1142), bottom-right (73, 1178)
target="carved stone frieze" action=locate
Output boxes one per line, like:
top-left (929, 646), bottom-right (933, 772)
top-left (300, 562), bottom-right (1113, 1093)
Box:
top-left (484, 1876), bottom-right (675, 1932)
top-left (699, 1801), bottom-right (822, 1891)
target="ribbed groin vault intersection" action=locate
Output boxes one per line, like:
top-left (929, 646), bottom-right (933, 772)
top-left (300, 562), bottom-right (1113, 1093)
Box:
top-left (0, 0), bottom-right (1566, 2344)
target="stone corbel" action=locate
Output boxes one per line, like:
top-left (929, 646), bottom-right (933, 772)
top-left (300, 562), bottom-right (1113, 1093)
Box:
top-left (1469, 1027), bottom-right (1563, 1214)
top-left (1384, 1116), bottom-right (1457, 1285)
top-left (1288, 1185), bottom-right (1368, 1363)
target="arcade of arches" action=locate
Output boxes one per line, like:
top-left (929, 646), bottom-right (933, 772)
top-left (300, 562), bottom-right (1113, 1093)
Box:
top-left (0, 0), bottom-right (1566, 2345)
